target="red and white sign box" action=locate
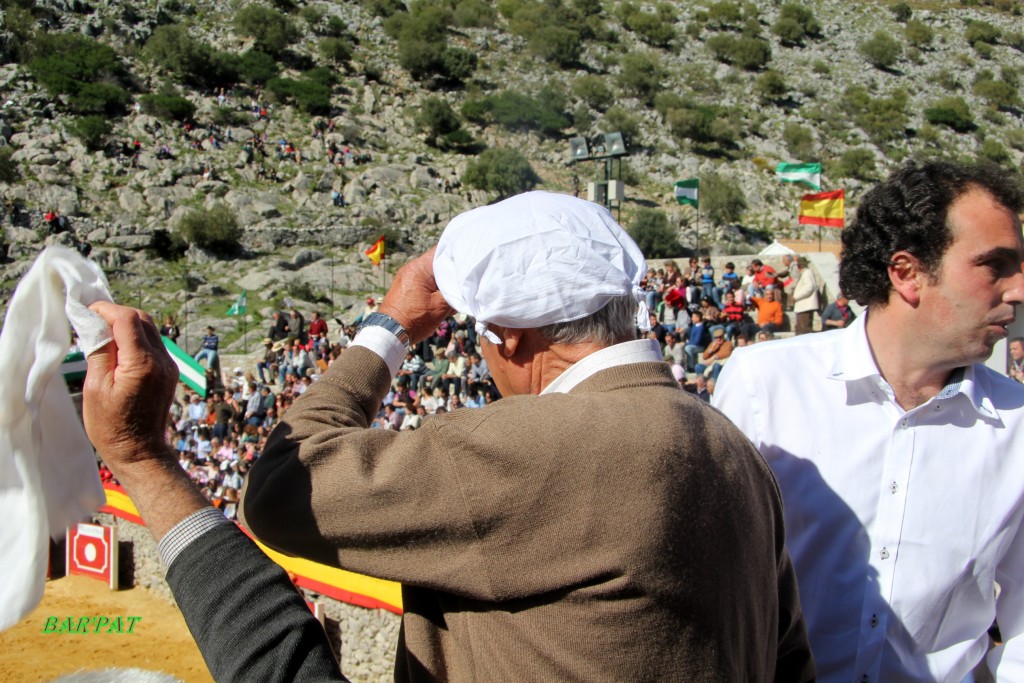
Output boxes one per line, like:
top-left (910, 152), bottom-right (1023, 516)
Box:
top-left (66, 523), bottom-right (118, 589)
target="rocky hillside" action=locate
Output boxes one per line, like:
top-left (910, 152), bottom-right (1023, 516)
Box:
top-left (0, 0), bottom-right (1021, 353)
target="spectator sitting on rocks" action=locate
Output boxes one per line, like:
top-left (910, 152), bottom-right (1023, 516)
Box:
top-left (194, 326), bottom-right (219, 368)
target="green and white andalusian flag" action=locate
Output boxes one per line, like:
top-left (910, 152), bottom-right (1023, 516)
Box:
top-left (775, 162), bottom-right (822, 190)
top-left (227, 291), bottom-right (247, 316)
top-left (162, 337), bottom-right (207, 396)
top-left (674, 178), bottom-right (699, 208)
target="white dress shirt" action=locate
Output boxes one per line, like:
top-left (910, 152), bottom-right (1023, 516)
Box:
top-left (713, 312), bottom-right (1024, 683)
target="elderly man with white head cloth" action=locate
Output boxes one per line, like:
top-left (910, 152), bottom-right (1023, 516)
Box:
top-left (80, 192), bottom-right (813, 681)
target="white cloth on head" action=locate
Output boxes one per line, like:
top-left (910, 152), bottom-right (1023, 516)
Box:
top-left (433, 191), bottom-right (649, 344)
top-left (0, 246), bottom-right (113, 631)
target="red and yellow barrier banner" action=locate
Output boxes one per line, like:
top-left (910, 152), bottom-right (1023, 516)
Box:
top-left (100, 484), bottom-right (403, 614)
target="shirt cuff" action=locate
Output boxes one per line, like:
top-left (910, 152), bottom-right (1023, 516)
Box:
top-left (158, 506), bottom-right (232, 568)
top-left (351, 326), bottom-right (406, 377)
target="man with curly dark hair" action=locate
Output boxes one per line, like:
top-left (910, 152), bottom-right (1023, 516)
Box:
top-left (716, 160), bottom-right (1024, 682)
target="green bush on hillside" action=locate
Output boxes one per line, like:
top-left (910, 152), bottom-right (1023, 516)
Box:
top-left (628, 209), bottom-right (679, 259)
top-left (463, 90), bottom-right (568, 137)
top-left (783, 123), bottom-right (815, 159)
top-left (616, 52), bottom-right (664, 104)
top-left (924, 96), bottom-right (975, 132)
top-left (139, 93), bottom-right (196, 121)
top-left (891, 2), bottom-right (912, 21)
top-left (234, 6), bottom-right (300, 58)
top-left (772, 3), bottom-right (820, 45)
top-left (68, 116), bottom-right (112, 151)
top-left (706, 0), bottom-right (742, 28)
top-left (573, 75), bottom-right (613, 111)
top-left (236, 50), bottom-right (280, 85)
top-left (841, 85), bottom-right (909, 143)
top-left (28, 33), bottom-right (131, 115)
top-left (416, 97), bottom-right (470, 148)
top-left (178, 204), bottom-right (242, 256)
top-left (755, 70), bottom-right (787, 102)
top-left (319, 37), bottom-right (354, 64)
top-left (706, 34), bottom-right (772, 71)
top-left (965, 20), bottom-right (1000, 47)
top-left (462, 147), bottom-right (540, 198)
top-left (834, 148), bottom-right (876, 181)
top-left (702, 172), bottom-right (746, 225)
top-left (266, 77), bottom-right (333, 116)
top-left (0, 146), bottom-right (20, 183)
top-left (859, 31), bottom-right (902, 69)
top-left (905, 19), bottom-right (933, 48)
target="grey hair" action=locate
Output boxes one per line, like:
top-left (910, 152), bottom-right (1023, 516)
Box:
top-left (537, 294), bottom-right (639, 346)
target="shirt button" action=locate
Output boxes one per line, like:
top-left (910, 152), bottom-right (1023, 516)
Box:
top-left (870, 614), bottom-right (879, 627)
top-left (901, 420), bottom-right (908, 429)
top-left (879, 547), bottom-right (890, 560)
top-left (890, 482), bottom-right (899, 494)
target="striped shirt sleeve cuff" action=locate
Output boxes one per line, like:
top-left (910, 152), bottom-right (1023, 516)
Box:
top-left (158, 506), bottom-right (232, 568)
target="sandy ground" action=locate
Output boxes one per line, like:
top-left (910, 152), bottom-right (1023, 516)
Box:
top-left (0, 575), bottom-right (213, 683)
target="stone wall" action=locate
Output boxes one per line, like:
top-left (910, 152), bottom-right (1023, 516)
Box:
top-left (94, 513), bottom-right (401, 681)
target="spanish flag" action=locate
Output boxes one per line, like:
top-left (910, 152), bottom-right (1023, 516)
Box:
top-left (365, 235), bottom-right (385, 266)
top-left (799, 189), bottom-right (845, 228)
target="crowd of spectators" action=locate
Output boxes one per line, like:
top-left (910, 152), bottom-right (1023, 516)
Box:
top-left (137, 278), bottom-right (836, 515)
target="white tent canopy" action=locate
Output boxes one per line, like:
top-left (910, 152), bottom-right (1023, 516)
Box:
top-left (758, 240), bottom-right (797, 257)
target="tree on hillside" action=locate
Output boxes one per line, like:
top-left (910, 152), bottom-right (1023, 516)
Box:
top-left (702, 172), bottom-right (747, 225)
top-left (462, 148), bottom-right (540, 198)
top-left (629, 209), bottom-right (680, 259)
top-left (859, 31), bottom-right (902, 70)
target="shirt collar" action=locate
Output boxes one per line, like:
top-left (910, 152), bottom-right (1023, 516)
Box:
top-left (541, 339), bottom-right (663, 395)
top-left (827, 309), bottom-right (997, 419)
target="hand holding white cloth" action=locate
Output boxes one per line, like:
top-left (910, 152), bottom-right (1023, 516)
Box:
top-left (0, 245), bottom-right (114, 631)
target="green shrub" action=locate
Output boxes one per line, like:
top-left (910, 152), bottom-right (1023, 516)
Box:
top-left (706, 34), bottom-right (771, 70)
top-left (965, 19), bottom-right (1000, 47)
top-left (68, 116), bottom-right (113, 151)
top-left (528, 25), bottom-right (583, 65)
top-left (146, 229), bottom-right (188, 261)
top-left (783, 123), bottom-right (815, 159)
top-left (973, 78), bottom-right (1018, 109)
top-left (266, 78), bottom-right (333, 115)
top-left (0, 146), bottom-right (20, 183)
top-left (319, 37), bottom-right (354, 64)
top-left (772, 3), bottom-right (820, 45)
top-left (905, 19), bottom-right (933, 48)
top-left (211, 106), bottom-right (246, 127)
top-left (234, 6), bottom-right (300, 58)
top-left (841, 85), bottom-right (908, 143)
top-left (891, 2), bottom-right (912, 21)
top-left (755, 69), bottom-right (787, 102)
top-left (304, 66), bottom-right (340, 88)
top-left (706, 0), bottom-right (742, 28)
top-left (178, 204), bottom-right (242, 256)
top-left (624, 9), bottom-right (676, 48)
top-left (628, 209), bottom-right (679, 259)
top-left (979, 138), bottom-right (1011, 166)
top-left (1006, 128), bottom-right (1024, 151)
top-left (237, 50), bottom-right (280, 85)
top-left (601, 106), bottom-right (641, 144)
top-left (71, 82), bottom-right (131, 116)
top-left (924, 96), bottom-right (974, 132)
top-left (616, 52), bottom-right (664, 104)
top-left (441, 47), bottom-right (478, 81)
top-left (834, 148), bottom-right (876, 181)
top-left (462, 147), bottom-right (540, 198)
top-left (454, 0), bottom-right (497, 28)
top-left (139, 94), bottom-right (196, 121)
top-left (469, 90), bottom-right (568, 137)
top-left (859, 31), bottom-right (902, 69)
top-left (28, 33), bottom-right (130, 114)
top-left (702, 172), bottom-right (746, 225)
top-left (416, 96), bottom-right (464, 147)
top-left (573, 75), bottom-right (613, 111)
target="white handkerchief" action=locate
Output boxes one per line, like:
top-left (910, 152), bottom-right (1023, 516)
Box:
top-left (0, 246), bottom-right (114, 631)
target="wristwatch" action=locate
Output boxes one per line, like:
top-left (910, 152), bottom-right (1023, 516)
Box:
top-left (357, 312), bottom-right (410, 348)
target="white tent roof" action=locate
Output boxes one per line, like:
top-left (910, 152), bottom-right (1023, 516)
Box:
top-left (758, 240), bottom-right (797, 256)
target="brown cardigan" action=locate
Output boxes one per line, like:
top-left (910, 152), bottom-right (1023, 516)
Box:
top-left (241, 346), bottom-right (814, 682)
